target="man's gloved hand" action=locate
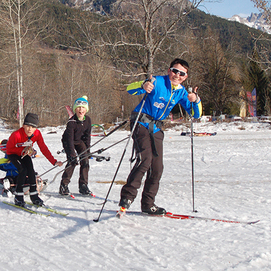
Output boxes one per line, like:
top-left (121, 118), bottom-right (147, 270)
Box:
top-left (68, 156), bottom-right (78, 167)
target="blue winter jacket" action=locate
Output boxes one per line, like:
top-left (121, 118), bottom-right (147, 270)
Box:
top-left (127, 75), bottom-right (202, 133)
top-left (0, 154), bottom-right (18, 177)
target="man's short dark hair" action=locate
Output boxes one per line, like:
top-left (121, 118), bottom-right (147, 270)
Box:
top-left (170, 59), bottom-right (189, 70)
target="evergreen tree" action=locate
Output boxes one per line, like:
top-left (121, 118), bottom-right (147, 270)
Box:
top-left (248, 47), bottom-right (270, 116)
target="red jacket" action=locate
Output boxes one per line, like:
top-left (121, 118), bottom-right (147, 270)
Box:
top-left (6, 127), bottom-right (57, 165)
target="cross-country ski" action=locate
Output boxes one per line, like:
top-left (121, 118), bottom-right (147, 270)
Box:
top-left (25, 201), bottom-right (68, 216)
top-left (3, 201), bottom-right (50, 217)
top-left (180, 131), bottom-right (217, 136)
top-left (115, 210), bottom-right (259, 224)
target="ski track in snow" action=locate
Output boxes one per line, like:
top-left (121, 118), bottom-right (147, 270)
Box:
top-left (0, 120), bottom-right (271, 270)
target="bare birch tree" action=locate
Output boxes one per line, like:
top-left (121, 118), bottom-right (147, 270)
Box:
top-left (72, 0), bottom-right (203, 78)
top-left (249, 0), bottom-right (271, 71)
top-left (0, 0), bottom-right (49, 126)
top-left (114, 0), bottom-right (204, 76)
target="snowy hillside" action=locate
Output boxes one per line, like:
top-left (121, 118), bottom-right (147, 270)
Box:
top-left (0, 119), bottom-right (271, 270)
top-left (229, 13), bottom-right (271, 34)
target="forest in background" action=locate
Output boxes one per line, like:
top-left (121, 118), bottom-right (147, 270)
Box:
top-left (0, 0), bottom-right (270, 127)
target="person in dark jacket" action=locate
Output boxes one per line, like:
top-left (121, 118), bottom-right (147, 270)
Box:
top-left (6, 113), bottom-right (63, 206)
top-left (59, 96), bottom-right (92, 196)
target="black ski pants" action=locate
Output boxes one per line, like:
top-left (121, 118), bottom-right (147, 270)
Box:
top-left (8, 154), bottom-right (36, 194)
top-left (120, 124), bottom-right (164, 209)
top-left (61, 141), bottom-right (89, 187)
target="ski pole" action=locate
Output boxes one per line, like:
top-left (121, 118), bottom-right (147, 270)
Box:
top-left (95, 136), bottom-right (129, 154)
top-left (47, 155), bottom-right (90, 187)
top-left (93, 94), bottom-right (148, 223)
top-left (48, 135), bottom-right (128, 186)
top-left (84, 120), bottom-right (128, 152)
top-left (38, 164), bottom-right (64, 178)
top-left (44, 120), bottom-right (128, 177)
top-left (190, 115), bottom-right (196, 212)
top-left (188, 87), bottom-right (197, 213)
top-left (48, 152), bottom-right (111, 186)
top-left (56, 120), bottom-right (128, 156)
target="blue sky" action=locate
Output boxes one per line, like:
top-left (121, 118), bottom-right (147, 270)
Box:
top-left (198, 0), bottom-right (260, 18)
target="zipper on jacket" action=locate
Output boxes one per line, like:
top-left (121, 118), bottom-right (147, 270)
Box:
top-left (157, 89), bottom-right (174, 120)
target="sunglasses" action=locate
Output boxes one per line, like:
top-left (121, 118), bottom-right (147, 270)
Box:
top-left (170, 67), bottom-right (187, 77)
top-left (75, 100), bottom-right (88, 106)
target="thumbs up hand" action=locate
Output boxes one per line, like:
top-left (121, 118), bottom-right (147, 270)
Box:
top-left (142, 75), bottom-right (155, 93)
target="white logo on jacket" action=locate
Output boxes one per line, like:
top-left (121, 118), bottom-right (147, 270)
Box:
top-left (154, 102), bottom-right (165, 109)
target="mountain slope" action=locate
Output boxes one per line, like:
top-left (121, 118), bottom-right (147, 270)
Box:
top-left (229, 13), bottom-right (271, 34)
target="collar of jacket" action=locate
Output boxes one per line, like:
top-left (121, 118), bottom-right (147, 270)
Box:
top-left (74, 114), bottom-right (86, 122)
top-left (165, 75), bottom-right (182, 91)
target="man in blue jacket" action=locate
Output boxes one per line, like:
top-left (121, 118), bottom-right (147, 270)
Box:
top-left (119, 58), bottom-right (202, 215)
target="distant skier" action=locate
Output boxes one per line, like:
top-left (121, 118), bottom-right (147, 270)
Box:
top-left (6, 113), bottom-right (63, 206)
top-left (59, 96), bottom-right (92, 196)
top-left (119, 58), bottom-right (202, 215)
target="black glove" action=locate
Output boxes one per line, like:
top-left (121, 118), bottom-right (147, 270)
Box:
top-left (68, 156), bottom-right (78, 167)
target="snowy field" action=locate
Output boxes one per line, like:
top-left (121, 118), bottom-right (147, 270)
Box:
top-left (0, 119), bottom-right (271, 271)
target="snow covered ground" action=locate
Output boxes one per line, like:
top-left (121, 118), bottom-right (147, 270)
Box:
top-left (0, 119), bottom-right (271, 271)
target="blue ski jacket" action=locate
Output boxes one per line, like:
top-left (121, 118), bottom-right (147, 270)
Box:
top-left (0, 154), bottom-right (18, 178)
top-left (127, 75), bottom-right (202, 133)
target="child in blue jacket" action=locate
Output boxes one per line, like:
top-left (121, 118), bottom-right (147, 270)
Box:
top-left (0, 139), bottom-right (18, 194)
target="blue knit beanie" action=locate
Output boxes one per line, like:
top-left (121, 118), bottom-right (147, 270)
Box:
top-left (73, 96), bottom-right (89, 113)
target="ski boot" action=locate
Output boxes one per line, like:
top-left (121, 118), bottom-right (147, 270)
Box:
top-left (141, 204), bottom-right (166, 215)
top-left (30, 194), bottom-right (44, 206)
top-left (59, 184), bottom-right (70, 196)
top-left (79, 184), bottom-right (92, 195)
top-left (14, 194), bottom-right (26, 207)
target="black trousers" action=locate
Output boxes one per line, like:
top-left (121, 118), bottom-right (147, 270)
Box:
top-left (61, 141), bottom-right (89, 186)
top-left (8, 154), bottom-right (36, 194)
top-left (120, 124), bottom-right (164, 208)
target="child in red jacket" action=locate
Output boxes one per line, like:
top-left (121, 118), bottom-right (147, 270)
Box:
top-left (6, 113), bottom-right (63, 207)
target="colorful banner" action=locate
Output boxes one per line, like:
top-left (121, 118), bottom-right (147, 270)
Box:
top-left (247, 89), bottom-right (257, 117)
top-left (251, 88), bottom-right (257, 117)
